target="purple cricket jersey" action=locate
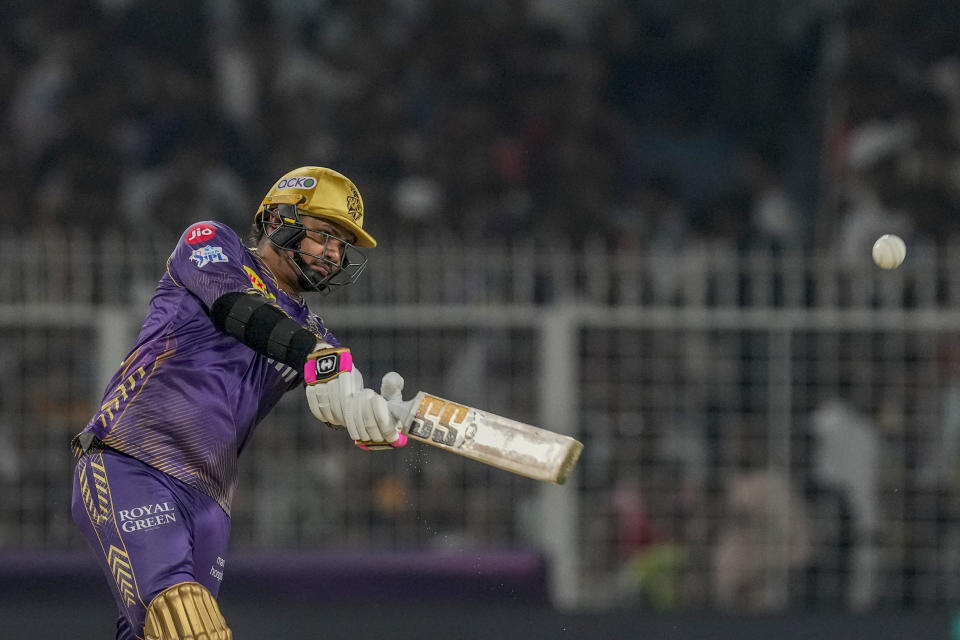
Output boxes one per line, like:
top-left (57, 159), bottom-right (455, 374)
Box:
top-left (74, 221), bottom-right (338, 515)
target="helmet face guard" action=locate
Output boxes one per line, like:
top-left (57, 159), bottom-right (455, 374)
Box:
top-left (260, 203), bottom-right (368, 295)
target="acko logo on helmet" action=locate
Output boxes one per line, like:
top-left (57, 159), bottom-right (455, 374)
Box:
top-left (276, 177), bottom-right (318, 190)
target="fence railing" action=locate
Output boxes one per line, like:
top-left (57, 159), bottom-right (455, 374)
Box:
top-left (2, 232), bottom-right (959, 612)
top-left (5, 230), bottom-right (960, 308)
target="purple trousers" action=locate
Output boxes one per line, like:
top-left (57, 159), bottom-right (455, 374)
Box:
top-left (71, 448), bottom-right (231, 640)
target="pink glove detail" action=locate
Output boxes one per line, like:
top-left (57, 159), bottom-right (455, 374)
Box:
top-left (355, 432), bottom-right (408, 451)
top-left (303, 348), bottom-right (353, 384)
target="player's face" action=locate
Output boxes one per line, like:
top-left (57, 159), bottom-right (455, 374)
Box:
top-left (298, 217), bottom-right (355, 278)
top-left (262, 213), bottom-right (357, 295)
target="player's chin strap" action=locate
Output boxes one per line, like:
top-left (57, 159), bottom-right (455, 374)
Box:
top-left (259, 202), bottom-right (367, 295)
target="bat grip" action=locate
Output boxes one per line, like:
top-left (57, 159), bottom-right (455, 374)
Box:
top-left (387, 398), bottom-right (416, 426)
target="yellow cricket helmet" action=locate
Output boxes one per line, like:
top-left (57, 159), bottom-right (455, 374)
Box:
top-left (256, 166), bottom-right (376, 248)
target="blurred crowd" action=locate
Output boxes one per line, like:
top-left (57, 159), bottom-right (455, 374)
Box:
top-left (4, 0), bottom-right (960, 614)
top-left (822, 0), bottom-right (960, 264)
top-left (5, 0), bottom-right (956, 254)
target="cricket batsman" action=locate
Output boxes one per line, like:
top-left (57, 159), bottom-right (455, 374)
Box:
top-left (70, 167), bottom-right (406, 639)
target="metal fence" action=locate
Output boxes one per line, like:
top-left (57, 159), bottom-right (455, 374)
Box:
top-left (2, 230), bottom-right (960, 613)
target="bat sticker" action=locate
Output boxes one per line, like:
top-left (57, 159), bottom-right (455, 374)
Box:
top-left (410, 395), bottom-right (469, 447)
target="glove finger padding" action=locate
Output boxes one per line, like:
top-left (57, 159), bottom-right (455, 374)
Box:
top-left (341, 380), bottom-right (362, 441)
top-left (352, 388), bottom-right (398, 443)
top-left (377, 372), bottom-right (408, 448)
top-left (351, 389), bottom-right (407, 449)
top-left (380, 372), bottom-right (404, 403)
top-left (349, 389), bottom-right (377, 442)
top-left (370, 393), bottom-right (403, 443)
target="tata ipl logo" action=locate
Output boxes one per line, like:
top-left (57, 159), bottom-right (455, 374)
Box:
top-left (277, 177), bottom-right (318, 190)
top-left (190, 246), bottom-right (229, 268)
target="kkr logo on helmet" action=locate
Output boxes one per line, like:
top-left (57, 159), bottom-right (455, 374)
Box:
top-left (277, 177), bottom-right (318, 190)
top-left (346, 186), bottom-right (363, 221)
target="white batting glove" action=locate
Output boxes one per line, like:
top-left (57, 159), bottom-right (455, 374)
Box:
top-left (351, 372), bottom-right (408, 451)
top-left (381, 371), bottom-right (404, 404)
top-left (304, 345), bottom-right (363, 429)
top-left (304, 346), bottom-right (406, 450)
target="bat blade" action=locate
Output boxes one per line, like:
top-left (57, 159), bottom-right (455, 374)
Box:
top-left (390, 391), bottom-right (583, 484)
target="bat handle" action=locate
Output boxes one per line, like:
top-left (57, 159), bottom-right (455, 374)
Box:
top-left (387, 398), bottom-right (416, 426)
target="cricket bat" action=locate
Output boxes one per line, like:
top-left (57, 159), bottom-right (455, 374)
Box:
top-left (379, 391), bottom-right (583, 484)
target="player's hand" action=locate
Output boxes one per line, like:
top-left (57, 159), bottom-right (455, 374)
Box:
top-left (351, 372), bottom-right (408, 451)
top-left (304, 344), bottom-right (362, 428)
top-left (380, 371), bottom-right (404, 404)
top-left (304, 345), bottom-right (406, 450)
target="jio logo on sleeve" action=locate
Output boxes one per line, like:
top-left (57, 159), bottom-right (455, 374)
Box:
top-left (186, 224), bottom-right (217, 245)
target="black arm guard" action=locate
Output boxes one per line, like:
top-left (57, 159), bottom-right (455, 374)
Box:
top-left (210, 292), bottom-right (317, 370)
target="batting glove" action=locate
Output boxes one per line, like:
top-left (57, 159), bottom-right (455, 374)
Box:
top-left (304, 346), bottom-right (406, 450)
top-left (304, 344), bottom-right (362, 429)
top-left (353, 372), bottom-right (408, 451)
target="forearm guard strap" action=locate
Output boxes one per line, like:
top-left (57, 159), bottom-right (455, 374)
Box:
top-left (211, 291), bottom-right (316, 369)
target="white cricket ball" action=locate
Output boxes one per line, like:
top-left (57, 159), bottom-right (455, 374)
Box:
top-left (872, 234), bottom-right (906, 270)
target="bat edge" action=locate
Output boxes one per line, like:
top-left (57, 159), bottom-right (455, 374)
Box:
top-left (553, 438), bottom-right (584, 485)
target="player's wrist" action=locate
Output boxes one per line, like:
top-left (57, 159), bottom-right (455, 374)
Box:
top-left (303, 346), bottom-right (353, 384)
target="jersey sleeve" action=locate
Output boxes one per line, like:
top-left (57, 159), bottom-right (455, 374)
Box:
top-left (306, 313), bottom-right (341, 347)
top-left (166, 221), bottom-right (261, 309)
